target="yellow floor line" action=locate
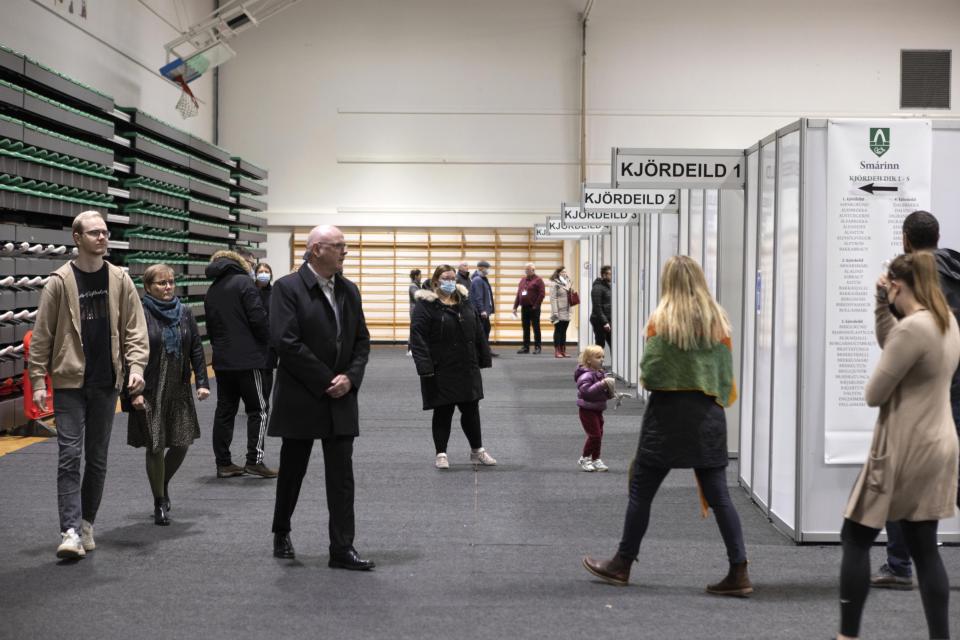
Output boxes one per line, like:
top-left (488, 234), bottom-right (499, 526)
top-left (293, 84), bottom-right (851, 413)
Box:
top-left (0, 436), bottom-right (48, 457)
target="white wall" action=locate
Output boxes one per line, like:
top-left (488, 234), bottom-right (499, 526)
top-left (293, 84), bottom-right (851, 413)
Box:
top-left (220, 0), bottom-right (960, 271)
top-left (584, 0), bottom-right (960, 182)
top-left (0, 0), bottom-right (216, 140)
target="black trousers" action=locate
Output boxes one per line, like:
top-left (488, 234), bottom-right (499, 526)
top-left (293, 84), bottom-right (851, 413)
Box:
top-left (521, 306), bottom-right (541, 348)
top-left (211, 368), bottom-right (271, 467)
top-left (432, 400), bottom-right (483, 453)
top-left (479, 314), bottom-right (491, 341)
top-left (553, 320), bottom-right (569, 349)
top-left (840, 518), bottom-right (949, 639)
top-left (272, 436), bottom-right (356, 553)
top-left (617, 463), bottom-right (746, 564)
top-left (591, 319), bottom-right (611, 349)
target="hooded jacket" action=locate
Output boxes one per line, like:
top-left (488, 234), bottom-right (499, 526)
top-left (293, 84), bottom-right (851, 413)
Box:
top-left (935, 248), bottom-right (960, 406)
top-left (575, 365), bottom-right (609, 412)
top-left (28, 260), bottom-right (148, 392)
top-left (590, 277), bottom-right (612, 325)
top-left (203, 250), bottom-right (269, 370)
top-left (410, 284), bottom-right (492, 409)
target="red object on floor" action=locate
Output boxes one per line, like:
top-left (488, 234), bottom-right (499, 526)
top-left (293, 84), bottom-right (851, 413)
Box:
top-left (21, 330), bottom-right (53, 419)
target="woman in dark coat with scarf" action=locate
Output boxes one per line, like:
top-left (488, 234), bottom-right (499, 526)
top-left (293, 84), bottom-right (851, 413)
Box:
top-left (582, 256), bottom-right (750, 597)
top-left (410, 264), bottom-right (495, 469)
top-left (127, 264), bottom-right (209, 525)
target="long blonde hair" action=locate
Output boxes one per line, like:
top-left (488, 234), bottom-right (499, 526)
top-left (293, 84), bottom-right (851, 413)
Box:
top-left (888, 251), bottom-right (951, 333)
top-left (648, 255), bottom-right (731, 350)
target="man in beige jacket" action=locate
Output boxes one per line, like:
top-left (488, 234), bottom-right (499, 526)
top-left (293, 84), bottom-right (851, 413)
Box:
top-left (28, 211), bottom-right (148, 560)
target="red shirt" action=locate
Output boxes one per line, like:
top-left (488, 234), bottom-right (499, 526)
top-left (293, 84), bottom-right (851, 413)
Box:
top-left (513, 275), bottom-right (545, 309)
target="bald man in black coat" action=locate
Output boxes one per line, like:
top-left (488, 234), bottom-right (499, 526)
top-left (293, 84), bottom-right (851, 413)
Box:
top-left (269, 225), bottom-right (374, 571)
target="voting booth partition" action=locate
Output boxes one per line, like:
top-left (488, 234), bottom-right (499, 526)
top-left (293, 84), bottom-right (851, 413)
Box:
top-left (741, 118), bottom-right (960, 542)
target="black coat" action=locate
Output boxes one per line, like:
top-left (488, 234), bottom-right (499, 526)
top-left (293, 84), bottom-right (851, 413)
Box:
top-left (410, 285), bottom-right (492, 410)
top-left (120, 304), bottom-right (207, 411)
top-left (258, 284), bottom-right (279, 369)
top-left (636, 390), bottom-right (728, 468)
top-left (267, 264), bottom-right (370, 439)
top-left (590, 277), bottom-right (611, 325)
top-left (204, 255), bottom-right (269, 370)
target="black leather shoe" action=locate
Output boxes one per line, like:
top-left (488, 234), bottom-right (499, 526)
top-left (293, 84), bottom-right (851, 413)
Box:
top-left (516, 347), bottom-right (529, 354)
top-left (533, 346), bottom-right (542, 354)
top-left (153, 498), bottom-right (170, 526)
top-left (328, 548), bottom-right (375, 571)
top-left (274, 533), bottom-right (295, 559)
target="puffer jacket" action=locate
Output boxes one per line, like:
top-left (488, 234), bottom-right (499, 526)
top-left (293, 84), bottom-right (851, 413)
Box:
top-left (575, 365), bottom-right (609, 411)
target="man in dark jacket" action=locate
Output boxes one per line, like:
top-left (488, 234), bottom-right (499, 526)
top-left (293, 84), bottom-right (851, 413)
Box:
top-left (512, 263), bottom-right (545, 354)
top-left (590, 265), bottom-right (613, 349)
top-left (269, 225), bottom-right (374, 571)
top-left (204, 250), bottom-right (276, 479)
top-left (872, 210), bottom-right (960, 590)
top-left (470, 260), bottom-right (497, 355)
top-left (456, 261), bottom-right (472, 290)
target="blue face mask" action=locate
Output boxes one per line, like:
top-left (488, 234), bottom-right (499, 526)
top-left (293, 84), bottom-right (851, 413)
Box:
top-left (256, 273), bottom-right (271, 284)
top-left (439, 281), bottom-right (457, 294)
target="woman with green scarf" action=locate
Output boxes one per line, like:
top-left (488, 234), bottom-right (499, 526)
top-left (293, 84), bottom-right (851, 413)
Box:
top-left (126, 264), bottom-right (209, 525)
top-left (582, 255), bottom-right (751, 597)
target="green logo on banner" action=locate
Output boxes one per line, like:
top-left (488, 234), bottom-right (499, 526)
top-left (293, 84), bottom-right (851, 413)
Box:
top-left (870, 128), bottom-right (891, 157)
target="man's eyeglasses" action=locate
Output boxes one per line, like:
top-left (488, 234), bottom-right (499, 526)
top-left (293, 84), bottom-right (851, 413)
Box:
top-left (314, 242), bottom-right (348, 252)
top-left (82, 229), bottom-right (110, 239)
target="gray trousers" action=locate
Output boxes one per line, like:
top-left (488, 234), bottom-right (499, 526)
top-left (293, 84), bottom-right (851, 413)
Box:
top-left (54, 386), bottom-right (118, 533)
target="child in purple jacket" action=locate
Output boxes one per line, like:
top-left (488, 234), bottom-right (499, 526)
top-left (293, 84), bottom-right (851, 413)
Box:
top-left (575, 345), bottom-right (614, 472)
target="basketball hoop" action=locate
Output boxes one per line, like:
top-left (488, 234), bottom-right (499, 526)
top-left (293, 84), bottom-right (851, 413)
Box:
top-left (174, 76), bottom-right (199, 119)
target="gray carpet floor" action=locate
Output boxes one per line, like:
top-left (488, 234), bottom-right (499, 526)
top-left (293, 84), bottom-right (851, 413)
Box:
top-left (0, 346), bottom-right (957, 640)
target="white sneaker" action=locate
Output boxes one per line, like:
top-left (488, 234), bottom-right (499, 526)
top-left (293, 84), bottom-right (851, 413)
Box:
top-left (578, 456), bottom-right (596, 472)
top-left (56, 528), bottom-right (86, 559)
top-left (435, 453), bottom-right (449, 469)
top-left (80, 519), bottom-right (95, 551)
top-left (592, 458), bottom-right (609, 472)
top-left (470, 448), bottom-right (497, 466)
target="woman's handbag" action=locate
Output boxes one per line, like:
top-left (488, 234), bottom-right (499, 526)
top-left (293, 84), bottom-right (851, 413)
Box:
top-left (568, 290), bottom-right (580, 306)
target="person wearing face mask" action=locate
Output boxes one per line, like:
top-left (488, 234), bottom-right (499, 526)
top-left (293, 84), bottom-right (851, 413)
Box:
top-left (204, 250), bottom-right (276, 479)
top-left (549, 266), bottom-right (573, 358)
top-left (469, 260), bottom-right (497, 356)
top-left (836, 252), bottom-right (959, 640)
top-left (254, 263), bottom-right (278, 398)
top-left (410, 264), bottom-right (495, 469)
top-left (124, 264), bottom-right (209, 525)
top-left (871, 210), bottom-right (960, 592)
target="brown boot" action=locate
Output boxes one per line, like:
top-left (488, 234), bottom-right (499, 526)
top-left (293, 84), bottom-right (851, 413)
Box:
top-left (706, 560), bottom-right (753, 597)
top-left (554, 347), bottom-right (563, 358)
top-left (560, 345), bottom-right (570, 358)
top-left (582, 553), bottom-right (632, 586)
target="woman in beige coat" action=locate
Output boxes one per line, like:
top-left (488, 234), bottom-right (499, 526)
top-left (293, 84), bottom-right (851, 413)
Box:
top-left (838, 252), bottom-right (959, 640)
top-left (549, 267), bottom-right (573, 358)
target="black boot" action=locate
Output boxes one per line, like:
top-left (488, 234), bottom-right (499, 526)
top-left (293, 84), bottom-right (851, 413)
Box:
top-left (274, 533), bottom-right (296, 559)
top-left (582, 553), bottom-right (633, 586)
top-left (153, 497), bottom-right (170, 526)
top-left (161, 485), bottom-right (171, 513)
top-left (533, 345), bottom-right (542, 354)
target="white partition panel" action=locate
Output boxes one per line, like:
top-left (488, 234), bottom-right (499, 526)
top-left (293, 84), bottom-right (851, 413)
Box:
top-left (751, 138), bottom-right (777, 512)
top-left (679, 190), bottom-right (690, 255)
top-left (688, 190), bottom-right (704, 264)
top-left (612, 226), bottom-right (628, 375)
top-left (770, 127), bottom-right (801, 532)
top-left (629, 221), bottom-right (643, 386)
top-left (718, 189), bottom-right (745, 457)
top-left (704, 190), bottom-right (720, 296)
top-left (739, 149), bottom-right (760, 489)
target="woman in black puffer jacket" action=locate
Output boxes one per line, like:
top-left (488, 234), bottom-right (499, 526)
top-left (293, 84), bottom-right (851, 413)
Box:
top-left (410, 264), bottom-right (495, 469)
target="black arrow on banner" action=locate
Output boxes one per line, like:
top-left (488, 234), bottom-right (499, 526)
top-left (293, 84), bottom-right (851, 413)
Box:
top-left (858, 183), bottom-right (899, 195)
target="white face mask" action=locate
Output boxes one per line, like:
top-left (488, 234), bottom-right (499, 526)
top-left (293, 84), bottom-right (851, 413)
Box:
top-left (256, 272), bottom-right (271, 284)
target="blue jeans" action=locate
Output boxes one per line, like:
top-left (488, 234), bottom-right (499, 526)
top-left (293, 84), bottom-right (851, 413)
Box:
top-left (884, 395), bottom-right (960, 575)
top-left (54, 386), bottom-right (118, 533)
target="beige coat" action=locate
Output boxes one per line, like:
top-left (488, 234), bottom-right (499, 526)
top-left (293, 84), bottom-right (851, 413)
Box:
top-left (28, 261), bottom-right (148, 393)
top-left (549, 281), bottom-right (572, 323)
top-left (844, 303), bottom-right (960, 529)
